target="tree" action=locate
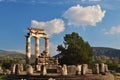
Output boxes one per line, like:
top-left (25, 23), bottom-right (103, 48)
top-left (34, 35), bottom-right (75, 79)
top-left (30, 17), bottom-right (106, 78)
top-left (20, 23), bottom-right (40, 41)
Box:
top-left (57, 32), bottom-right (94, 65)
top-left (95, 55), bottom-right (120, 70)
top-left (0, 56), bottom-right (25, 69)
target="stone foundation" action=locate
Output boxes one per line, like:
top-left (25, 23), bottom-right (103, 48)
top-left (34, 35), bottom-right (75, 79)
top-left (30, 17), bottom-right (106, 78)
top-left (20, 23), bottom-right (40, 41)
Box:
top-left (7, 73), bottom-right (114, 80)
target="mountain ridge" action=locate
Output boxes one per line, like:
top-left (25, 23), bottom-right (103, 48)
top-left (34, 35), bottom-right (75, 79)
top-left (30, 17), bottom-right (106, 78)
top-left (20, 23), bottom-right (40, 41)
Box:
top-left (0, 50), bottom-right (25, 58)
top-left (93, 47), bottom-right (120, 59)
top-left (0, 47), bottom-right (120, 61)
top-left (54, 47), bottom-right (120, 61)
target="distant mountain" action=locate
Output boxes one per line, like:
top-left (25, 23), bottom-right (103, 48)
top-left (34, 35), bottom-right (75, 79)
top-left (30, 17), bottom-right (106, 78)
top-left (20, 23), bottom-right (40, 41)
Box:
top-left (0, 50), bottom-right (25, 58)
top-left (1, 47), bottom-right (120, 61)
top-left (54, 47), bottom-right (120, 61)
top-left (93, 47), bottom-right (120, 58)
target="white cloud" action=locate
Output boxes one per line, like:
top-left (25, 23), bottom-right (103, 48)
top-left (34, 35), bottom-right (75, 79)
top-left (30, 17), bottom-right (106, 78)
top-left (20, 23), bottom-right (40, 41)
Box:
top-left (63, 4), bottom-right (106, 27)
top-left (49, 42), bottom-right (58, 56)
top-left (104, 26), bottom-right (120, 35)
top-left (31, 19), bottom-right (65, 36)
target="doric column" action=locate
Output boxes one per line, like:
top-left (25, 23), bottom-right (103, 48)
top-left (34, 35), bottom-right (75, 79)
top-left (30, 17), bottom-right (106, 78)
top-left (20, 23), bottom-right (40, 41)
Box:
top-left (45, 38), bottom-right (49, 56)
top-left (26, 35), bottom-right (31, 64)
top-left (35, 37), bottom-right (40, 58)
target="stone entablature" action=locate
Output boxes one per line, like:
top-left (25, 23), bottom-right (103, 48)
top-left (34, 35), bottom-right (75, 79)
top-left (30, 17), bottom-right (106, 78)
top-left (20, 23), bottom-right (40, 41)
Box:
top-left (28, 28), bottom-right (48, 38)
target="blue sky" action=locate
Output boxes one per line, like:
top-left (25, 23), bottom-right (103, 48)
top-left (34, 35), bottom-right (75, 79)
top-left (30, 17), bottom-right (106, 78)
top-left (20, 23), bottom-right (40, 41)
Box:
top-left (0, 0), bottom-right (120, 56)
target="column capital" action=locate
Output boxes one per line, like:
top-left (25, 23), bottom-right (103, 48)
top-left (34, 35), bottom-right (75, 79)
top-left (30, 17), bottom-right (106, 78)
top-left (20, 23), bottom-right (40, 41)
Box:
top-left (25, 34), bottom-right (31, 38)
top-left (34, 36), bottom-right (40, 39)
top-left (44, 37), bottom-right (49, 39)
top-left (26, 34), bottom-right (31, 64)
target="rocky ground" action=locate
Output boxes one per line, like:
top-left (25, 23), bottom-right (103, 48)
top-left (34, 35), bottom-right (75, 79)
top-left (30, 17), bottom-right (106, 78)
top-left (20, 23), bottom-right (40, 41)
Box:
top-left (6, 73), bottom-right (114, 80)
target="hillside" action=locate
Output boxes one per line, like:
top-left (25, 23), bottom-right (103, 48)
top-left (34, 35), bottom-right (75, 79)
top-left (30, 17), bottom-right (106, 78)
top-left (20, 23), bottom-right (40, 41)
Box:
top-left (1, 47), bottom-right (120, 61)
top-left (0, 50), bottom-right (25, 58)
top-left (54, 47), bottom-right (120, 61)
top-left (93, 47), bottom-right (120, 58)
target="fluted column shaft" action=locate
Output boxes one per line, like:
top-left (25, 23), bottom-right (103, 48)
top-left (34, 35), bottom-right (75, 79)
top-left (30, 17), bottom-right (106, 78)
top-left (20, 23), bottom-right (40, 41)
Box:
top-left (45, 38), bottom-right (49, 56)
top-left (26, 35), bottom-right (31, 64)
top-left (35, 37), bottom-right (40, 58)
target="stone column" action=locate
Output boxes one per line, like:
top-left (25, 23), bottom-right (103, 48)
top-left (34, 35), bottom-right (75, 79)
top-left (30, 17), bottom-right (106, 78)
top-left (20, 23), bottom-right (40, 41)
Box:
top-left (104, 64), bottom-right (109, 72)
top-left (76, 65), bottom-right (81, 75)
top-left (41, 65), bottom-right (47, 76)
top-left (35, 37), bottom-right (40, 58)
top-left (19, 64), bottom-right (23, 72)
top-left (61, 64), bottom-right (67, 76)
top-left (15, 64), bottom-right (20, 75)
top-left (92, 63), bottom-right (99, 74)
top-left (11, 64), bottom-right (16, 74)
top-left (26, 65), bottom-right (33, 75)
top-left (26, 35), bottom-right (31, 64)
top-left (99, 63), bottom-right (105, 73)
top-left (81, 64), bottom-right (88, 75)
top-left (45, 38), bottom-right (49, 56)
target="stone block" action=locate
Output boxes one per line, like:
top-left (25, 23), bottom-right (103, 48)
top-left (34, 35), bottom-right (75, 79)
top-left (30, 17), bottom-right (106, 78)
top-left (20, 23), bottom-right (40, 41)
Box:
top-left (92, 63), bottom-right (99, 74)
top-left (81, 64), bottom-right (88, 75)
top-left (67, 65), bottom-right (76, 75)
top-left (76, 65), bottom-right (81, 75)
top-left (99, 63), bottom-right (105, 73)
top-left (61, 64), bottom-right (67, 76)
top-left (15, 64), bottom-right (20, 75)
top-left (26, 65), bottom-right (33, 75)
top-left (11, 64), bottom-right (16, 74)
top-left (41, 65), bottom-right (47, 76)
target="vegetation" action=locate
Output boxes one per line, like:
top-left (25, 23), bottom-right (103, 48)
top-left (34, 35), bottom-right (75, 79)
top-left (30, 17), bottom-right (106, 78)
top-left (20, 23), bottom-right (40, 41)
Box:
top-left (0, 75), bottom-right (6, 80)
top-left (56, 32), bottom-right (120, 71)
top-left (95, 55), bottom-right (120, 70)
top-left (93, 47), bottom-right (120, 62)
top-left (57, 32), bottom-right (94, 65)
top-left (0, 56), bottom-right (25, 70)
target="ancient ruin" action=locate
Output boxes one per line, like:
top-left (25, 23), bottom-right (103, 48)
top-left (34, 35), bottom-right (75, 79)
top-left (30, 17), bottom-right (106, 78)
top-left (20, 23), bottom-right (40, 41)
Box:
top-left (25, 28), bottom-right (58, 71)
top-left (7, 27), bottom-right (114, 80)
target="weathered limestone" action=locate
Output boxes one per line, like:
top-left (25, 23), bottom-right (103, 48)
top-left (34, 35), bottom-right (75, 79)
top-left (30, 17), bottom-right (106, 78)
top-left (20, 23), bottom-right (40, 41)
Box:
top-left (35, 37), bottom-right (40, 58)
top-left (26, 65), bottom-right (33, 75)
top-left (99, 63), bottom-right (105, 73)
top-left (48, 78), bottom-right (55, 80)
top-left (104, 64), bottom-right (109, 72)
top-left (36, 64), bottom-right (41, 71)
top-left (19, 64), bottom-right (24, 72)
top-left (11, 64), bottom-right (23, 75)
top-left (26, 35), bottom-right (31, 64)
top-left (15, 64), bottom-right (20, 75)
top-left (92, 63), bottom-right (99, 74)
top-left (26, 28), bottom-right (50, 65)
top-left (45, 38), bottom-right (49, 56)
top-left (76, 65), bottom-right (81, 75)
top-left (61, 64), bottom-right (67, 76)
top-left (11, 64), bottom-right (16, 74)
top-left (4, 69), bottom-right (11, 75)
top-left (67, 65), bottom-right (76, 75)
top-left (41, 65), bottom-right (47, 76)
top-left (81, 64), bottom-right (88, 75)
top-left (25, 27), bottom-right (59, 74)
